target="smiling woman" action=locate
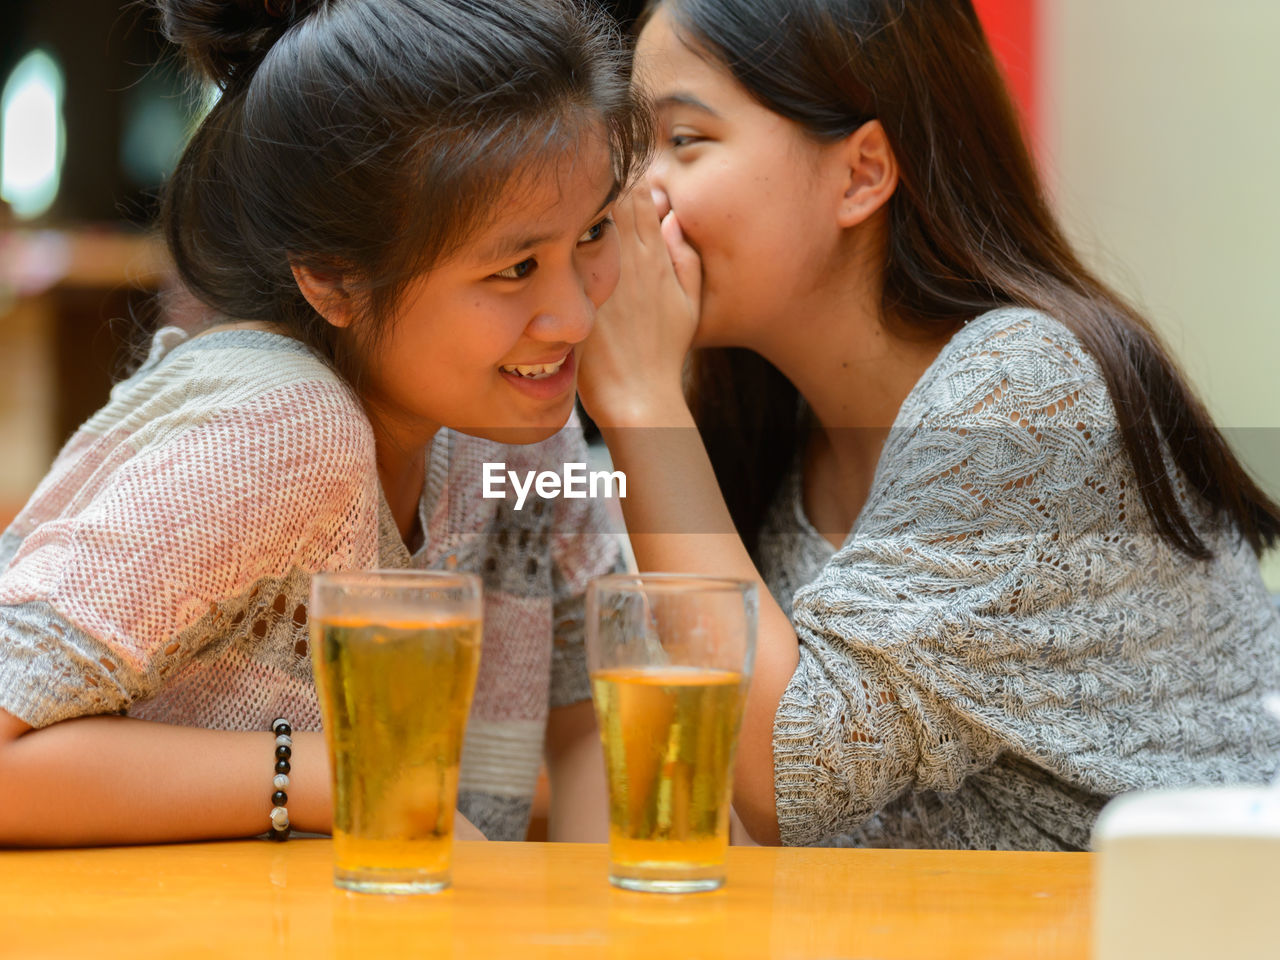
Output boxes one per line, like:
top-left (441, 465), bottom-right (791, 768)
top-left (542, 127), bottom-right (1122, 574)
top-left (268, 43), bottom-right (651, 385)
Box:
top-left (293, 142), bottom-right (622, 451)
top-left (0, 0), bottom-right (646, 849)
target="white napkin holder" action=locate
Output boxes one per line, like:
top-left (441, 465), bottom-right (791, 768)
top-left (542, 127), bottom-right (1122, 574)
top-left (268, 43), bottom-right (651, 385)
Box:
top-left (1092, 785), bottom-right (1280, 960)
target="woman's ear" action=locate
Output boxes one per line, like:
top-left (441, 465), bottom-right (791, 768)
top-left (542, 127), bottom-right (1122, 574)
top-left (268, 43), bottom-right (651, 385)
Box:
top-left (834, 119), bottom-right (900, 229)
top-left (291, 262), bottom-right (355, 328)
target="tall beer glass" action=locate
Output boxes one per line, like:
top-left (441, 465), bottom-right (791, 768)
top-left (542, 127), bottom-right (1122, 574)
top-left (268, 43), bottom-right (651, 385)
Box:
top-left (310, 570), bottom-right (482, 894)
top-left (587, 574), bottom-right (757, 893)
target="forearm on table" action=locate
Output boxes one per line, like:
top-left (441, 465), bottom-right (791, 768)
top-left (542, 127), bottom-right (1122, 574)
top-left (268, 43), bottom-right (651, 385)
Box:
top-left (599, 405), bottom-right (799, 845)
top-left (544, 699), bottom-right (608, 843)
top-left (0, 711), bottom-right (330, 847)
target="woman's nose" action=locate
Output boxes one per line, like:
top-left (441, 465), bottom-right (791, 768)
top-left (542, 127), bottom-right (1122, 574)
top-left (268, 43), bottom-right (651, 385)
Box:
top-left (526, 279), bottom-right (595, 344)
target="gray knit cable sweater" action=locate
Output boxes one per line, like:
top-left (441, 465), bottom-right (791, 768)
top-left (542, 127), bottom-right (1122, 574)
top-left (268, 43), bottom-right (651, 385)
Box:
top-left (759, 308), bottom-right (1280, 849)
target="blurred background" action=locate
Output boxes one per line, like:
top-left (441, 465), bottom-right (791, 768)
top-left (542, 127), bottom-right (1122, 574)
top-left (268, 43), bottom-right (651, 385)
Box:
top-left (0, 0), bottom-right (1276, 587)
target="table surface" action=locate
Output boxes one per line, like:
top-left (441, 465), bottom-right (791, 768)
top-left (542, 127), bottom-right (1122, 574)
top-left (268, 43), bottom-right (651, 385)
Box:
top-left (0, 840), bottom-right (1092, 959)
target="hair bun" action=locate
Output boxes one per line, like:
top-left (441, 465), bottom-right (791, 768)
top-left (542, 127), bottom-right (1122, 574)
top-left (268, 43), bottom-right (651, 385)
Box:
top-left (156, 0), bottom-right (319, 88)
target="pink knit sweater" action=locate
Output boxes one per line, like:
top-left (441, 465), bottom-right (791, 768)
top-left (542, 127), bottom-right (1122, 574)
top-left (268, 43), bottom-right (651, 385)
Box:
top-left (0, 327), bottom-right (624, 840)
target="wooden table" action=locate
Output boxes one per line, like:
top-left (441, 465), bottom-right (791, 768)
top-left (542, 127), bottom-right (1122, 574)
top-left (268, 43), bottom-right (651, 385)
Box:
top-left (0, 840), bottom-right (1092, 959)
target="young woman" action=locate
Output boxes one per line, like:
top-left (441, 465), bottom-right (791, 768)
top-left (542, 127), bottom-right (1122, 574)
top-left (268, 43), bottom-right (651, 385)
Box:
top-left (578, 0), bottom-right (1280, 849)
top-left (0, 0), bottom-right (646, 846)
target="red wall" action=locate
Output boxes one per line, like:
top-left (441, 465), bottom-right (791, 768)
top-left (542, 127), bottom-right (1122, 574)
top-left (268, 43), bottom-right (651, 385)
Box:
top-left (971, 0), bottom-right (1039, 138)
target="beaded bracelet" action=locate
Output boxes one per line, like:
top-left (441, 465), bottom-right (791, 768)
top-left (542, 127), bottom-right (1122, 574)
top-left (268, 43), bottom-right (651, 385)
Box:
top-left (268, 717), bottom-right (292, 841)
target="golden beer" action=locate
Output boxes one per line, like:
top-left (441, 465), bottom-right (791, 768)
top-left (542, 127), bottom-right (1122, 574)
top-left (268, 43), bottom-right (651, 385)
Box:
top-left (313, 615), bottom-right (481, 894)
top-left (592, 665), bottom-right (748, 892)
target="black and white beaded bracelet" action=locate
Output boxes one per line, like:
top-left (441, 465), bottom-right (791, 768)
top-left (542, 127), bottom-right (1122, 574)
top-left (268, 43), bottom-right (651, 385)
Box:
top-left (268, 717), bottom-right (292, 841)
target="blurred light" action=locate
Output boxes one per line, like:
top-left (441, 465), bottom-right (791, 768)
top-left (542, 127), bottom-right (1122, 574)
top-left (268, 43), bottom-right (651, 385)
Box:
top-left (1, 50), bottom-right (66, 221)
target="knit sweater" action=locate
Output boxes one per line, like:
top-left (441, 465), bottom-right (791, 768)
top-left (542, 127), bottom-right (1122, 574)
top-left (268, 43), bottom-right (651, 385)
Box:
top-left (758, 308), bottom-right (1280, 850)
top-left (0, 327), bottom-right (623, 841)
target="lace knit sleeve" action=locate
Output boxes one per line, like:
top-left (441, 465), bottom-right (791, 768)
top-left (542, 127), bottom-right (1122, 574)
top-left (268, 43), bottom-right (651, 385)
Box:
top-left (0, 365), bottom-right (380, 728)
top-left (773, 309), bottom-right (1142, 845)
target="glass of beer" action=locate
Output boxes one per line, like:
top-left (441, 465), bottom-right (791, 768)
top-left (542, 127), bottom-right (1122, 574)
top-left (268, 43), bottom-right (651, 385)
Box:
top-left (310, 570), bottom-right (482, 894)
top-left (587, 574), bottom-right (757, 893)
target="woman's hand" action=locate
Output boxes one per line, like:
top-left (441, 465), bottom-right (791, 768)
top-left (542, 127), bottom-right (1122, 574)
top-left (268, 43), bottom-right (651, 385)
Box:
top-left (577, 185), bottom-right (702, 429)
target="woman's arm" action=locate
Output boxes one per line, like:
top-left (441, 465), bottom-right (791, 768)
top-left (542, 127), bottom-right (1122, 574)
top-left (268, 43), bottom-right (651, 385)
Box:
top-left (537, 414), bottom-right (632, 843)
top-left (0, 708), bottom-right (488, 846)
top-left (0, 707), bottom-right (330, 847)
top-left (578, 190), bottom-right (797, 844)
top-left (543, 699), bottom-right (608, 843)
top-left (594, 412), bottom-right (797, 845)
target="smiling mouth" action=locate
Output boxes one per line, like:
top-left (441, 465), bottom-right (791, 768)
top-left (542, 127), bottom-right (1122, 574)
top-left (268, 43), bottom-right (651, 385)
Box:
top-left (499, 354), bottom-right (570, 380)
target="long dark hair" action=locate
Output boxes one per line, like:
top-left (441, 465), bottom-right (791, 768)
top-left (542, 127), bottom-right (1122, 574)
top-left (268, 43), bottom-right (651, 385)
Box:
top-left (655, 0), bottom-right (1280, 559)
top-left (156, 0), bottom-right (648, 385)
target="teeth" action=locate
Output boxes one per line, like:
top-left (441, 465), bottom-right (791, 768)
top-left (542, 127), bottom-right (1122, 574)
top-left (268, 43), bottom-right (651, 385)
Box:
top-left (501, 356), bottom-right (567, 380)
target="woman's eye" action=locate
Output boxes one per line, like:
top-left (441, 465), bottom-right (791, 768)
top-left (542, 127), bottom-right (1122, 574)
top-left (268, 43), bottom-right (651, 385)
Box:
top-left (579, 217), bottom-right (613, 244)
top-left (670, 134), bottom-right (701, 149)
top-left (493, 258), bottom-right (536, 281)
